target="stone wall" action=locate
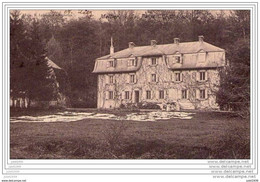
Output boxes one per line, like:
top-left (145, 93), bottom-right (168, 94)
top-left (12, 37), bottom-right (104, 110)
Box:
top-left (97, 54), bottom-right (223, 110)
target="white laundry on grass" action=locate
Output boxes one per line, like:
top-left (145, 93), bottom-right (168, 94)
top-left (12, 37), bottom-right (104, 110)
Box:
top-left (10, 111), bottom-right (194, 123)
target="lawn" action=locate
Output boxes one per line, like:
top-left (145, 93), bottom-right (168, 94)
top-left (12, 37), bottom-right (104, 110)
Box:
top-left (10, 110), bottom-right (250, 159)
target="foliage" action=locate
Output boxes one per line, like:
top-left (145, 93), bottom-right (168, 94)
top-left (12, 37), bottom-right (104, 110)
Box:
top-left (10, 10), bottom-right (250, 112)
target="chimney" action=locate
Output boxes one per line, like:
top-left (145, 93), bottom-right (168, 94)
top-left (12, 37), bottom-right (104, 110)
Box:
top-left (174, 38), bottom-right (180, 45)
top-left (110, 37), bottom-right (114, 55)
top-left (151, 40), bottom-right (157, 47)
top-left (128, 42), bottom-right (135, 49)
top-left (198, 35), bottom-right (204, 43)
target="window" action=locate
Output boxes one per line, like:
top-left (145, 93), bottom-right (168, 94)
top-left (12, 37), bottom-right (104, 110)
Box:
top-left (175, 56), bottom-right (181, 63)
top-left (175, 73), bottom-right (181, 82)
top-left (108, 60), bottom-right (115, 67)
top-left (200, 89), bottom-right (206, 99)
top-left (151, 57), bottom-right (157, 65)
top-left (159, 90), bottom-right (164, 99)
top-left (125, 91), bottom-right (130, 99)
top-left (151, 74), bottom-right (157, 82)
top-left (128, 58), bottom-right (137, 67)
top-left (109, 91), bottom-right (114, 99)
top-left (200, 71), bottom-right (206, 81)
top-left (130, 74), bottom-right (136, 83)
top-left (146, 90), bottom-right (151, 99)
top-left (109, 75), bottom-right (114, 84)
top-left (182, 90), bottom-right (187, 99)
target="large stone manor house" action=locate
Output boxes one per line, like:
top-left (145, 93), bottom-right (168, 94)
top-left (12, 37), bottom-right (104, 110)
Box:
top-left (93, 36), bottom-right (226, 110)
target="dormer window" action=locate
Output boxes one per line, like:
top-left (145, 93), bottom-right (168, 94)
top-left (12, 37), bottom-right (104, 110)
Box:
top-left (175, 56), bottom-right (181, 63)
top-left (151, 57), bottom-right (157, 65)
top-left (108, 59), bottom-right (116, 68)
top-left (128, 58), bottom-right (137, 67)
top-left (129, 74), bottom-right (137, 83)
top-left (109, 75), bottom-right (115, 84)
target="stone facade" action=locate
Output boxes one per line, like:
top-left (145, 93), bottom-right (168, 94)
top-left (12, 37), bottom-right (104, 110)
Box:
top-left (93, 37), bottom-right (226, 110)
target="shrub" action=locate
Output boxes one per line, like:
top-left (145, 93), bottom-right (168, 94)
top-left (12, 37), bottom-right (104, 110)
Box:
top-left (137, 102), bottom-right (161, 109)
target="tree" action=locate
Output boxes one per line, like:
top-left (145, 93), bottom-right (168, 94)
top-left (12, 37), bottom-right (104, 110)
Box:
top-left (25, 18), bottom-right (59, 106)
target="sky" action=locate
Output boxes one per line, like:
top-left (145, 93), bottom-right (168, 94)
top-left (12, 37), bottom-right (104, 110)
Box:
top-left (18, 9), bottom-right (230, 20)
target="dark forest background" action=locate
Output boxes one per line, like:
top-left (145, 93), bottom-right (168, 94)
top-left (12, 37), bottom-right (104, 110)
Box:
top-left (10, 10), bottom-right (250, 116)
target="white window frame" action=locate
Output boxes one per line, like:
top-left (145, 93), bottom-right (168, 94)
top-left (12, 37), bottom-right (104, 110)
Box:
top-left (108, 91), bottom-right (114, 100)
top-left (175, 56), bottom-right (181, 63)
top-left (182, 89), bottom-right (188, 99)
top-left (175, 73), bottom-right (181, 82)
top-left (125, 91), bottom-right (130, 100)
top-left (129, 74), bottom-right (136, 83)
top-left (159, 90), bottom-right (164, 99)
top-left (128, 58), bottom-right (137, 67)
top-left (146, 90), bottom-right (151, 100)
top-left (200, 89), bottom-right (206, 99)
top-left (151, 74), bottom-right (157, 82)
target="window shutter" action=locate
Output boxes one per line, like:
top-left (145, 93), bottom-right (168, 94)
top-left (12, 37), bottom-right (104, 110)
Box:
top-left (156, 74), bottom-right (159, 82)
top-left (177, 90), bottom-right (182, 99)
top-left (205, 88), bottom-right (209, 99)
top-left (114, 59), bottom-right (117, 67)
top-left (106, 75), bottom-right (109, 84)
top-left (196, 72), bottom-right (200, 81)
top-left (181, 72), bottom-right (183, 82)
top-left (113, 91), bottom-right (116, 99)
top-left (127, 74), bottom-right (130, 83)
top-left (122, 91), bottom-right (125, 100)
top-left (130, 91), bottom-right (132, 100)
top-left (106, 61), bottom-right (109, 68)
top-left (135, 75), bottom-right (137, 83)
top-left (105, 91), bottom-right (109, 100)
top-left (172, 72), bottom-right (175, 82)
top-left (205, 71), bottom-right (208, 81)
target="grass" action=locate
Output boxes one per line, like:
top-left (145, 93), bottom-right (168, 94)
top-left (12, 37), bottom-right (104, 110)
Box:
top-left (10, 110), bottom-right (250, 159)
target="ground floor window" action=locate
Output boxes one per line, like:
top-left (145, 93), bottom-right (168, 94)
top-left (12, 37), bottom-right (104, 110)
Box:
top-left (159, 90), bottom-right (164, 99)
top-left (125, 91), bottom-right (130, 99)
top-left (146, 90), bottom-right (151, 99)
top-left (182, 90), bottom-right (187, 99)
top-left (200, 89), bottom-right (206, 99)
top-left (109, 91), bottom-right (114, 99)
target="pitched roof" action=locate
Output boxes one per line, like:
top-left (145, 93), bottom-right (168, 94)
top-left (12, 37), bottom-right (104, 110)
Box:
top-left (96, 41), bottom-right (224, 60)
top-left (93, 40), bottom-right (225, 74)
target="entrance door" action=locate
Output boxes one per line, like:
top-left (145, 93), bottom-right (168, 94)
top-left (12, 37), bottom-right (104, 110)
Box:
top-left (134, 90), bottom-right (139, 103)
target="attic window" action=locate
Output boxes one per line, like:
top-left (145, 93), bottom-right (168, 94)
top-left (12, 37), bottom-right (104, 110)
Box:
top-left (109, 91), bottom-right (114, 99)
top-left (175, 56), bottom-right (181, 63)
top-left (128, 58), bottom-right (137, 67)
top-left (125, 91), bottom-right (130, 99)
top-left (151, 74), bottom-right (157, 82)
top-left (108, 60), bottom-right (116, 67)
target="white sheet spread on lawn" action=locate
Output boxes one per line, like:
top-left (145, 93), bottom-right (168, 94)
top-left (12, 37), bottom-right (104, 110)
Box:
top-left (10, 111), bottom-right (194, 123)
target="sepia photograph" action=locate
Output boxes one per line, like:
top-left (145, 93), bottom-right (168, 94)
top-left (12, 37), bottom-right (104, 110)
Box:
top-left (9, 9), bottom-right (250, 161)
